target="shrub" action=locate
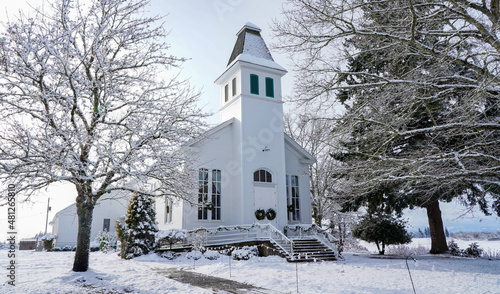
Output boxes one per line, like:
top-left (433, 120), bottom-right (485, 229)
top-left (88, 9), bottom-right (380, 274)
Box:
top-left (352, 213), bottom-right (412, 255)
top-left (232, 246), bottom-right (258, 260)
top-left (62, 245), bottom-right (73, 251)
top-left (52, 247), bottom-right (61, 252)
top-left (160, 251), bottom-right (179, 260)
top-left (155, 229), bottom-right (188, 250)
top-left (41, 234), bottom-right (56, 251)
top-left (187, 250), bottom-right (203, 260)
top-left (343, 237), bottom-right (369, 253)
top-left (463, 242), bottom-right (482, 258)
top-left (386, 244), bottom-right (429, 256)
top-left (95, 231), bottom-right (118, 253)
top-left (204, 250), bottom-right (220, 260)
top-left (90, 244), bottom-right (101, 252)
top-left (481, 248), bottom-right (500, 260)
top-left (448, 240), bottom-right (461, 256)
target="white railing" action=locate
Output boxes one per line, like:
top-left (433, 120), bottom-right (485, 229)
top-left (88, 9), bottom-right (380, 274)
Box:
top-left (187, 223), bottom-right (295, 259)
top-left (285, 224), bottom-right (339, 257)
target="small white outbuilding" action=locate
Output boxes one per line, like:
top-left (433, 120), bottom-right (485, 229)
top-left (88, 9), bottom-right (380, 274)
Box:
top-left (50, 195), bottom-right (130, 248)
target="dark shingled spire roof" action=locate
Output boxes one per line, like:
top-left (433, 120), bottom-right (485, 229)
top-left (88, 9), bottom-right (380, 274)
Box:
top-left (227, 22), bottom-right (274, 66)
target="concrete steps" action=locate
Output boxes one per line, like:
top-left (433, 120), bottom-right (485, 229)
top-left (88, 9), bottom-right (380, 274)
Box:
top-left (288, 238), bottom-right (338, 262)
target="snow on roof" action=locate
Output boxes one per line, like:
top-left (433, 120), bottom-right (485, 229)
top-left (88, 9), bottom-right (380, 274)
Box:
top-left (231, 53), bottom-right (287, 72)
top-left (227, 22), bottom-right (285, 72)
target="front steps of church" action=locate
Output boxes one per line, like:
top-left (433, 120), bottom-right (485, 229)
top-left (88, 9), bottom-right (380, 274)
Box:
top-left (271, 238), bottom-right (338, 262)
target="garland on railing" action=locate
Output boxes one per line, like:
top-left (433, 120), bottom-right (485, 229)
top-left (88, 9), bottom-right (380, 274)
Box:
top-left (285, 223), bottom-right (319, 233)
top-left (188, 223), bottom-right (270, 235)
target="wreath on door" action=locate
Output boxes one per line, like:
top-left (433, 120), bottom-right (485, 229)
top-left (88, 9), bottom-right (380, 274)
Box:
top-left (206, 203), bottom-right (215, 210)
top-left (255, 209), bottom-right (266, 220)
top-left (266, 208), bottom-right (277, 220)
top-left (287, 204), bottom-right (295, 212)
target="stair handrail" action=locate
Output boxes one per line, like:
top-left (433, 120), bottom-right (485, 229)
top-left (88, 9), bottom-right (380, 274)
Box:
top-left (256, 223), bottom-right (294, 259)
top-left (285, 224), bottom-right (340, 257)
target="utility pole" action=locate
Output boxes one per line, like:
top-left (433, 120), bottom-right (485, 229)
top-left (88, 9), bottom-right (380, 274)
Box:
top-left (44, 198), bottom-right (51, 234)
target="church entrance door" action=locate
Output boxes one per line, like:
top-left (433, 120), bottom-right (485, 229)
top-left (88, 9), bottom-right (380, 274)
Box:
top-left (253, 184), bottom-right (277, 226)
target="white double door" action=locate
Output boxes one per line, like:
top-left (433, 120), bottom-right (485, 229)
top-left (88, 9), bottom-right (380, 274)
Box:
top-left (253, 184), bottom-right (277, 225)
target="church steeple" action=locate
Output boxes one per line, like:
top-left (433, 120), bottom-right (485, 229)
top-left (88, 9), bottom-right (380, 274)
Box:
top-left (224, 22), bottom-right (286, 72)
top-left (227, 22), bottom-right (274, 66)
top-left (215, 22), bottom-right (287, 121)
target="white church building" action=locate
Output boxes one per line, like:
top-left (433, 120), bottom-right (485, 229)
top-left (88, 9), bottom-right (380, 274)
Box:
top-left (155, 22), bottom-right (315, 233)
top-left (51, 23), bottom-right (338, 260)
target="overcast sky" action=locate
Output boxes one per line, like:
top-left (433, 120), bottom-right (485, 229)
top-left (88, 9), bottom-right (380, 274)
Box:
top-left (1, 0), bottom-right (498, 241)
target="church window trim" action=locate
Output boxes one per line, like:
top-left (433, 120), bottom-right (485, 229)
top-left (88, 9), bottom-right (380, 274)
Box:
top-left (265, 77), bottom-right (274, 98)
top-left (165, 197), bottom-right (173, 224)
top-left (253, 169), bottom-right (272, 183)
top-left (250, 74), bottom-right (259, 95)
top-left (232, 77), bottom-right (237, 97)
top-left (286, 175), bottom-right (300, 222)
top-left (211, 169), bottom-right (222, 220)
top-left (198, 168), bottom-right (222, 221)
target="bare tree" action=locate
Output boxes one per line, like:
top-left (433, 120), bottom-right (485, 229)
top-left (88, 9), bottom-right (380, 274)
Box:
top-left (0, 0), bottom-right (205, 271)
top-left (274, 0), bottom-right (500, 253)
top-left (284, 113), bottom-right (339, 226)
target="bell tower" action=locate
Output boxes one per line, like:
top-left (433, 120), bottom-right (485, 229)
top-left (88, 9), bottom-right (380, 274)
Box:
top-left (215, 22), bottom-right (289, 228)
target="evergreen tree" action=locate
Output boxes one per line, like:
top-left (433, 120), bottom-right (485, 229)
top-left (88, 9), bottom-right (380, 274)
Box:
top-left (275, 0), bottom-right (500, 255)
top-left (122, 193), bottom-right (158, 259)
top-left (352, 212), bottom-right (412, 255)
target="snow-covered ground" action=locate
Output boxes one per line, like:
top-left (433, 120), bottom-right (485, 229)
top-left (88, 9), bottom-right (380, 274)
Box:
top-left (1, 238), bottom-right (499, 293)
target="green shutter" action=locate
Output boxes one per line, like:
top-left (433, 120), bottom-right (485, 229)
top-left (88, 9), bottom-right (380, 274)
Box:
top-left (265, 77), bottom-right (274, 97)
top-left (250, 74), bottom-right (259, 95)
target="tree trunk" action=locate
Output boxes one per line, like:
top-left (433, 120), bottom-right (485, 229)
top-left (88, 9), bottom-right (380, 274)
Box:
top-left (426, 200), bottom-right (448, 254)
top-left (72, 199), bottom-right (95, 272)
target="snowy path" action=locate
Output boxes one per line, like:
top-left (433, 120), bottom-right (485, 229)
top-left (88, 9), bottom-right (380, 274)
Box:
top-left (154, 267), bottom-right (282, 293)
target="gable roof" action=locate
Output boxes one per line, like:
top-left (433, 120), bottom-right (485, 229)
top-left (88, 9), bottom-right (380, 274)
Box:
top-left (284, 133), bottom-right (316, 164)
top-left (182, 118), bottom-right (235, 148)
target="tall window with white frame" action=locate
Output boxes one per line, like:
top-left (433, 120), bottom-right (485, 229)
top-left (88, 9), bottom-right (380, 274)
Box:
top-left (198, 168), bottom-right (222, 221)
top-left (164, 197), bottom-right (173, 223)
top-left (198, 168), bottom-right (209, 220)
top-left (211, 169), bottom-right (222, 220)
top-left (286, 175), bottom-right (300, 221)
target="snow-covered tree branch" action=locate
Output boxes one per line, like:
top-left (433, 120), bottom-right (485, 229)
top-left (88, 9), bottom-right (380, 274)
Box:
top-left (274, 0), bottom-right (500, 253)
top-left (0, 0), bottom-right (205, 271)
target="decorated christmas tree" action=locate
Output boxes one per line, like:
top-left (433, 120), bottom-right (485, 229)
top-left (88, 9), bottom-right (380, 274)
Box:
top-left (121, 193), bottom-right (158, 259)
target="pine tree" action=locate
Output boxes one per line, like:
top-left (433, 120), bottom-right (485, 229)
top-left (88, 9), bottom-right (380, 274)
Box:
top-left (122, 193), bottom-right (158, 259)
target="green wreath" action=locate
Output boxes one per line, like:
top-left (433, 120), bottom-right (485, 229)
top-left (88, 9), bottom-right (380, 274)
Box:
top-left (206, 203), bottom-right (215, 210)
top-left (266, 208), bottom-right (277, 220)
top-left (255, 209), bottom-right (266, 220)
top-left (287, 204), bottom-right (295, 212)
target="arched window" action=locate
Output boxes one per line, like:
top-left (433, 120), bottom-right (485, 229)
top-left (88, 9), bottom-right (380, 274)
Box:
top-left (253, 169), bottom-right (272, 183)
top-left (250, 74), bottom-right (259, 95)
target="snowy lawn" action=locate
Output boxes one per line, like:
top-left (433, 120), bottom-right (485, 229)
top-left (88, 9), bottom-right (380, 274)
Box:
top-left (1, 239), bottom-right (499, 293)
